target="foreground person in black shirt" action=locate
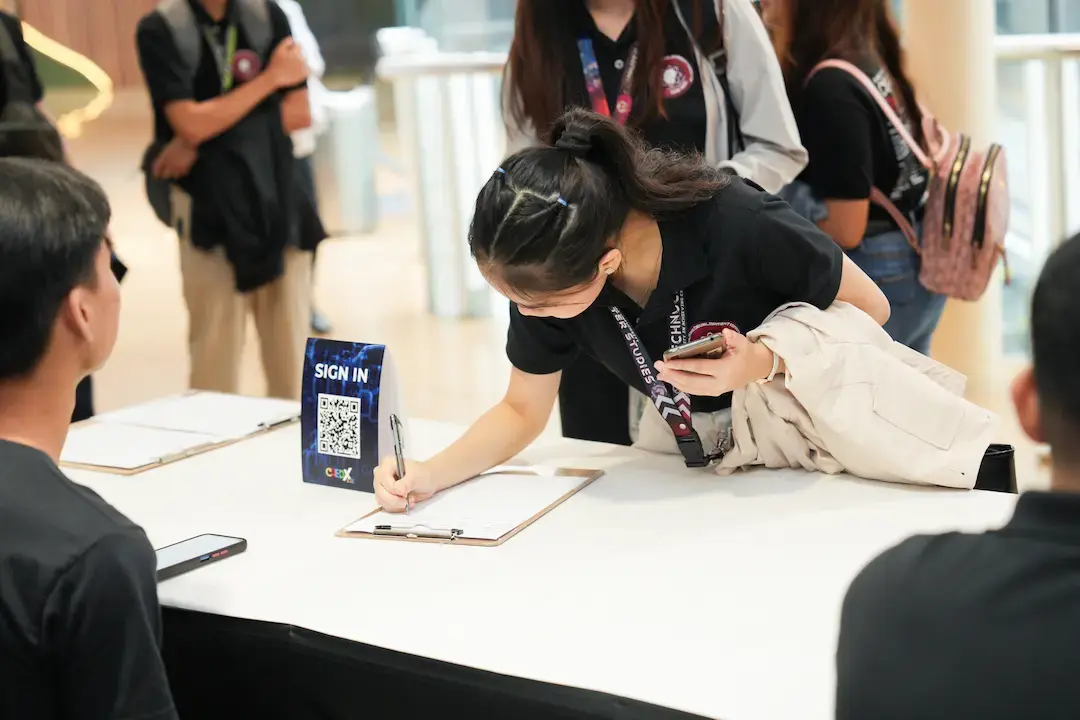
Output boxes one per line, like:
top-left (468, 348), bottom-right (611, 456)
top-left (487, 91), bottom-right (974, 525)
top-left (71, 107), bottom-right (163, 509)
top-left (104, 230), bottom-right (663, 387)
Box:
top-left (0, 159), bottom-right (177, 720)
top-left (372, 108), bottom-right (888, 510)
top-left (836, 232), bottom-right (1080, 719)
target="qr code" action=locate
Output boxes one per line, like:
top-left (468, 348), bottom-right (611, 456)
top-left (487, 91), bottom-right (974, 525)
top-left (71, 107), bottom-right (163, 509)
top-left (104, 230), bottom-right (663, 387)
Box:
top-left (317, 393), bottom-right (361, 459)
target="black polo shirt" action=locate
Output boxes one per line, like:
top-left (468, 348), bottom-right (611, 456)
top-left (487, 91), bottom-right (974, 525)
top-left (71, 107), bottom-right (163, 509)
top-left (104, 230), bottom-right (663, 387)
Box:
top-left (564, 1), bottom-right (707, 154)
top-left (506, 178), bottom-right (843, 413)
top-left (0, 11), bottom-right (44, 109)
top-left (0, 440), bottom-right (177, 720)
top-left (836, 491), bottom-right (1080, 720)
top-left (136, 0), bottom-right (293, 145)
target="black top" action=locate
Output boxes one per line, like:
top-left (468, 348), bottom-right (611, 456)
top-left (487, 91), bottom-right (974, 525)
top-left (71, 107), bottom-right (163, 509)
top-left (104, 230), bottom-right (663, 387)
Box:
top-left (563, 1), bottom-right (707, 154)
top-left (837, 491), bottom-right (1080, 720)
top-left (0, 10), bottom-right (45, 108)
top-left (136, 0), bottom-right (324, 291)
top-left (506, 178), bottom-right (843, 413)
top-left (794, 59), bottom-right (928, 229)
top-left (0, 440), bottom-right (177, 720)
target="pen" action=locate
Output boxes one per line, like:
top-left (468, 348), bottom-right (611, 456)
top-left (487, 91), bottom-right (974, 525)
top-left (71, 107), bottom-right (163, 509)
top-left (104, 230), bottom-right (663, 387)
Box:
top-left (374, 525), bottom-right (462, 540)
top-left (390, 414), bottom-right (409, 514)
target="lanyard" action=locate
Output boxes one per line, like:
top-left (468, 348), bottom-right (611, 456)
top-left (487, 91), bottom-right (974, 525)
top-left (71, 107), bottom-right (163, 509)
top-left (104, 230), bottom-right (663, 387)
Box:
top-left (610, 292), bottom-right (719, 468)
top-left (202, 23), bottom-right (239, 93)
top-left (577, 37), bottom-right (639, 126)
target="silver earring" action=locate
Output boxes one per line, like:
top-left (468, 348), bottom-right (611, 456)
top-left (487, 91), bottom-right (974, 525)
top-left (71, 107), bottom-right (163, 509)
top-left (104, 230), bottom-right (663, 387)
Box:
top-left (605, 268), bottom-right (614, 276)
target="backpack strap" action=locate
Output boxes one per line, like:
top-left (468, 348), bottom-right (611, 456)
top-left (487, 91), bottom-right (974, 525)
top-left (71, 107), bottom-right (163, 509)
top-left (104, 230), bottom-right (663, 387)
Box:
top-left (805, 60), bottom-right (923, 254)
top-left (806, 59), bottom-right (932, 169)
top-left (869, 186), bottom-right (921, 255)
top-left (675, 0), bottom-right (744, 155)
top-left (156, 0), bottom-right (273, 74)
top-left (157, 0), bottom-right (201, 73)
top-left (235, 0), bottom-right (272, 57)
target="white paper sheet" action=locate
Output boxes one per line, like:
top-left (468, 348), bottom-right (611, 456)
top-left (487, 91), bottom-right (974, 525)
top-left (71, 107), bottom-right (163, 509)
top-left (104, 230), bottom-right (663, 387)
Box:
top-left (94, 392), bottom-right (300, 440)
top-left (344, 470), bottom-right (589, 541)
top-left (61, 423), bottom-right (225, 470)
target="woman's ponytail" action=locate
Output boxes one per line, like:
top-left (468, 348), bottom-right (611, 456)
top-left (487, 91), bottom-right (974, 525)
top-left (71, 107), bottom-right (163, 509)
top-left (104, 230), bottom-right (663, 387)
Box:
top-left (470, 109), bottom-right (728, 297)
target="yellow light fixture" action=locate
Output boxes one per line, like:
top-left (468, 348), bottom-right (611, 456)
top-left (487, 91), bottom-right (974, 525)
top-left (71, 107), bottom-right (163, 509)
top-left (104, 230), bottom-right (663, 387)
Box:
top-left (19, 21), bottom-right (114, 139)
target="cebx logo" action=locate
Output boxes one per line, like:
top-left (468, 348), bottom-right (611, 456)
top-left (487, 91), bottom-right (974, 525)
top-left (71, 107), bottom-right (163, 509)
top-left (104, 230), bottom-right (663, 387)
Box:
top-left (325, 467), bottom-right (354, 484)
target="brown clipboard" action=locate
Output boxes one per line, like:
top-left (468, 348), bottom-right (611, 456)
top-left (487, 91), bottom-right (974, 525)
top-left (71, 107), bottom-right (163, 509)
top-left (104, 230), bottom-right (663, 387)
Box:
top-left (336, 467), bottom-right (604, 547)
top-left (60, 391), bottom-right (299, 476)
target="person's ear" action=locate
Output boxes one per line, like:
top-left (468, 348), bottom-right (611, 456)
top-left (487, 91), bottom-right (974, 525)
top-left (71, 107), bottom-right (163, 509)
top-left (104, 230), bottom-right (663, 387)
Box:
top-left (598, 248), bottom-right (622, 277)
top-left (61, 287), bottom-right (95, 347)
top-left (1011, 366), bottom-right (1045, 444)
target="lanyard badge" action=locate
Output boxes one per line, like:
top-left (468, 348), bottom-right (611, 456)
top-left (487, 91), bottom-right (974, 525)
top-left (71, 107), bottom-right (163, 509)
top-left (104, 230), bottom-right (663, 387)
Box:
top-left (202, 24), bottom-right (239, 93)
top-left (612, 292), bottom-right (725, 468)
top-left (577, 38), bottom-right (640, 126)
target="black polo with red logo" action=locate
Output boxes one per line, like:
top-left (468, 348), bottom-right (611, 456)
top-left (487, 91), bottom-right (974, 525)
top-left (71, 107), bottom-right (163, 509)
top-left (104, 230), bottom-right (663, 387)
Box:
top-left (562, 0), bottom-right (708, 155)
top-left (506, 178), bottom-right (843, 413)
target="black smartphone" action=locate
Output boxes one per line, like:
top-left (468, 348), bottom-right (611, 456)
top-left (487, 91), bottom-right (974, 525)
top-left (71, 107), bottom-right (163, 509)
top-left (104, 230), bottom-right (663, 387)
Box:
top-left (155, 534), bottom-right (247, 582)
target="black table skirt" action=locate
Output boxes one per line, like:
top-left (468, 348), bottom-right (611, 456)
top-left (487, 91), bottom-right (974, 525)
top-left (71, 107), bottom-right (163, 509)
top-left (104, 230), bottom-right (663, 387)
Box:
top-left (162, 608), bottom-right (709, 720)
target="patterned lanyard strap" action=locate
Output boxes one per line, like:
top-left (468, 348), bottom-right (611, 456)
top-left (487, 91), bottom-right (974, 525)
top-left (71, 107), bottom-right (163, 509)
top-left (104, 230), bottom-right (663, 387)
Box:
top-left (577, 37), bottom-right (640, 126)
top-left (610, 292), bottom-right (720, 468)
top-left (202, 23), bottom-right (239, 93)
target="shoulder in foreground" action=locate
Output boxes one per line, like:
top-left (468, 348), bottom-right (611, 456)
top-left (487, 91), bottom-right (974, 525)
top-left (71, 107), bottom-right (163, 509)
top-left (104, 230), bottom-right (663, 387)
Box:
top-left (844, 532), bottom-right (992, 613)
top-left (81, 527), bottom-right (158, 581)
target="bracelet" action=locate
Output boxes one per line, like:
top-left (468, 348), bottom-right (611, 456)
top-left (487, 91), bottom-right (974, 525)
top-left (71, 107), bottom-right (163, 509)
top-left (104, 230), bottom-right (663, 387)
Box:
top-left (756, 349), bottom-right (781, 385)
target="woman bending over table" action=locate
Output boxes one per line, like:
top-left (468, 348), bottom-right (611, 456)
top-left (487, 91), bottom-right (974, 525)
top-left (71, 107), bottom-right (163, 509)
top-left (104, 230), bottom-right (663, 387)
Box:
top-left (373, 108), bottom-right (890, 511)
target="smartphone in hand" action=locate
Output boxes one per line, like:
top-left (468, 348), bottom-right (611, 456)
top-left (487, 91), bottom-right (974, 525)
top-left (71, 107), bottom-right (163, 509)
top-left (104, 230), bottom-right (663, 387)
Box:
top-left (662, 334), bottom-right (728, 362)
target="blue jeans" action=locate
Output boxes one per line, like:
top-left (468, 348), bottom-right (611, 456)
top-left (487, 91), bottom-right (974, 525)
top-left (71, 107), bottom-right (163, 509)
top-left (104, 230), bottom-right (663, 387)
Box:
top-left (846, 228), bottom-right (947, 355)
top-left (779, 182), bottom-right (947, 355)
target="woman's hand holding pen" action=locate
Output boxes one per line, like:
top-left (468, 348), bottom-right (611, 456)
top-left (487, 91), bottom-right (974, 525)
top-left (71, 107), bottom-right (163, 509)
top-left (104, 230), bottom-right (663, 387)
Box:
top-left (373, 457), bottom-right (437, 513)
top-left (654, 329), bottom-right (779, 397)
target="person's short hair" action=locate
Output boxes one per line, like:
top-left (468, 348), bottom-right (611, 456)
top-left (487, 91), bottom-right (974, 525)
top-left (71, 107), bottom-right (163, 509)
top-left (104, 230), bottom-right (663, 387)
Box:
top-left (0, 157), bottom-right (111, 380)
top-left (1031, 232), bottom-right (1080, 463)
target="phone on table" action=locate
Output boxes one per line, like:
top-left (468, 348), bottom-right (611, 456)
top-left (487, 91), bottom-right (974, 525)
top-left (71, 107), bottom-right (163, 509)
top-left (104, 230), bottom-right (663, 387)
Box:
top-left (155, 534), bottom-right (247, 582)
top-left (662, 334), bottom-right (728, 362)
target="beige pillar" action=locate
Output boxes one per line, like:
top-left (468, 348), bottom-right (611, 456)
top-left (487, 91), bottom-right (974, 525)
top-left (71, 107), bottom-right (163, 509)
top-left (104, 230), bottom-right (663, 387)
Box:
top-left (903, 0), bottom-right (1004, 404)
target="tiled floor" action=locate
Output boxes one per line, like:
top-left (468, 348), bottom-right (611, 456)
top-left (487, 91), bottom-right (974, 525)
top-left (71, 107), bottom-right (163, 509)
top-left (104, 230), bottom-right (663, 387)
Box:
top-left (61, 89), bottom-right (1049, 491)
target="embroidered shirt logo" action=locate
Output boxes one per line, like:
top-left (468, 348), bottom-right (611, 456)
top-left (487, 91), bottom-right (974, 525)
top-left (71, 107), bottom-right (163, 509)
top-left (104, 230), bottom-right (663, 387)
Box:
top-left (689, 321), bottom-right (739, 342)
top-left (661, 55), bottom-right (695, 99)
top-left (232, 49), bottom-right (262, 83)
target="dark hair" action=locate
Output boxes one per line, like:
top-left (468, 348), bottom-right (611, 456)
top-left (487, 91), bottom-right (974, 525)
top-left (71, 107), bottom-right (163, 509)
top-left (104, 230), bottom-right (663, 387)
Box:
top-left (0, 157), bottom-right (112, 380)
top-left (504, 0), bottom-right (718, 143)
top-left (771, 0), bottom-right (925, 148)
top-left (469, 108), bottom-right (728, 296)
top-left (1031, 233), bottom-right (1080, 465)
top-left (0, 124), bottom-right (66, 163)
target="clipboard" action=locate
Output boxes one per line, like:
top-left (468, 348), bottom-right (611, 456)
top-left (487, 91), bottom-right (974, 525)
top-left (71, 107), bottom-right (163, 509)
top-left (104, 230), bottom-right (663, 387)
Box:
top-left (60, 391), bottom-right (300, 475)
top-left (337, 466), bottom-right (604, 547)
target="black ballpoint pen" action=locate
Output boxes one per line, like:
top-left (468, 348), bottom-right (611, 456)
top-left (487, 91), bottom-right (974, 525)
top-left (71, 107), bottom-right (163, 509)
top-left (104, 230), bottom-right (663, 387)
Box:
top-left (390, 414), bottom-right (409, 514)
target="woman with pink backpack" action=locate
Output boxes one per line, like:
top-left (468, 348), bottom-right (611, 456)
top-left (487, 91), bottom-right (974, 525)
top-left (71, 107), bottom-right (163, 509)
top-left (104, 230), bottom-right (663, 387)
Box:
top-left (762, 0), bottom-right (1008, 355)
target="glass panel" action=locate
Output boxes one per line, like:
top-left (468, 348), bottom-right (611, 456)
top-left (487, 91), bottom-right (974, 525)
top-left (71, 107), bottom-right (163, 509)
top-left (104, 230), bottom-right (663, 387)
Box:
top-left (396, 0), bottom-right (516, 52)
top-left (994, 1), bottom-right (1080, 355)
top-left (997, 59), bottom-right (1034, 356)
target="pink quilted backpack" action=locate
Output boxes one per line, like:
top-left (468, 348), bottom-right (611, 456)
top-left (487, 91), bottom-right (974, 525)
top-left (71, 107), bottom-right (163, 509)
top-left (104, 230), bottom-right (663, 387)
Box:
top-left (808, 60), bottom-right (1010, 301)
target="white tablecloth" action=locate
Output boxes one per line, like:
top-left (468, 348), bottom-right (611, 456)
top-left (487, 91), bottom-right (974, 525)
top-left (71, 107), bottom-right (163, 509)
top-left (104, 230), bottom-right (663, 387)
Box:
top-left (69, 420), bottom-right (1017, 720)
